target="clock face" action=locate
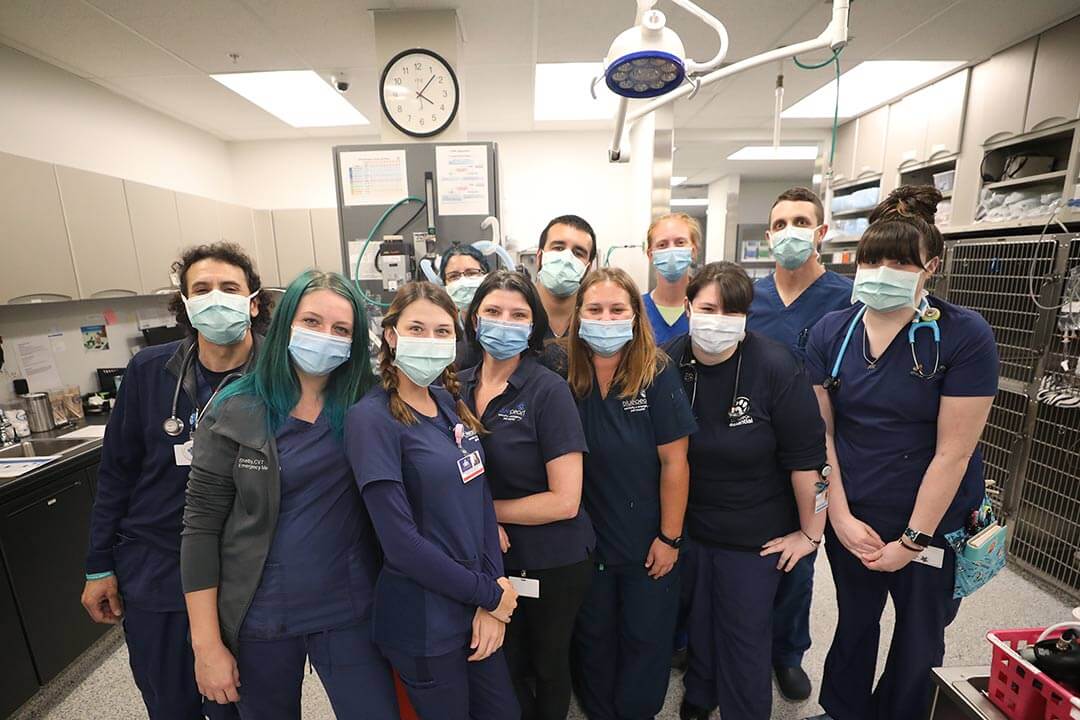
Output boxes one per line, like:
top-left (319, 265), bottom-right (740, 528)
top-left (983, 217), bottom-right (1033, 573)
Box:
top-left (380, 49), bottom-right (459, 138)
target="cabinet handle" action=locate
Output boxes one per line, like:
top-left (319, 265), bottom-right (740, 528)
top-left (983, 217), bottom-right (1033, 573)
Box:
top-left (983, 131), bottom-right (1015, 146)
top-left (1029, 117), bottom-right (1069, 133)
top-left (6, 293), bottom-right (74, 304)
top-left (90, 289), bottom-right (138, 298)
top-left (856, 168), bottom-right (879, 179)
top-left (926, 145), bottom-right (953, 162)
top-left (153, 287), bottom-right (177, 295)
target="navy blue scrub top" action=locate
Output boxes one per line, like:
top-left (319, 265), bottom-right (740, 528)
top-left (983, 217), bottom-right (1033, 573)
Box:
top-left (577, 360), bottom-right (697, 566)
top-left (805, 298), bottom-right (999, 534)
top-left (749, 271), bottom-right (853, 361)
top-left (348, 386), bottom-right (503, 657)
top-left (643, 292), bottom-right (688, 346)
top-left (460, 354), bottom-right (594, 571)
top-left (669, 333), bottom-right (826, 550)
top-left (241, 414), bottom-right (377, 640)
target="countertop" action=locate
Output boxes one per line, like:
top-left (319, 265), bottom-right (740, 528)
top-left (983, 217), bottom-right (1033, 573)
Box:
top-left (0, 414), bottom-right (109, 501)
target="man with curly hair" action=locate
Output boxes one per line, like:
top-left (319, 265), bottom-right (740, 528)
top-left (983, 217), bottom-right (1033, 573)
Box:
top-left (81, 242), bottom-right (272, 720)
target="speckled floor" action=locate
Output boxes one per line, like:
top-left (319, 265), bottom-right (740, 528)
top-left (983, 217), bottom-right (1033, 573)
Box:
top-left (13, 554), bottom-right (1078, 719)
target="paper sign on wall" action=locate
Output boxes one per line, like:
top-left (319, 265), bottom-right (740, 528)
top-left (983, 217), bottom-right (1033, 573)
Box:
top-left (340, 150), bottom-right (409, 206)
top-left (348, 240), bottom-right (384, 281)
top-left (15, 335), bottom-right (63, 392)
top-left (435, 145), bottom-right (490, 216)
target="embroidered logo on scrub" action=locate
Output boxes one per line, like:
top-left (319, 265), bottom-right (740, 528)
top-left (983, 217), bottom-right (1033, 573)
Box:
top-left (237, 457), bottom-right (270, 472)
top-left (728, 396), bottom-right (754, 428)
top-left (621, 390), bottom-right (649, 414)
top-left (497, 401), bottom-right (528, 423)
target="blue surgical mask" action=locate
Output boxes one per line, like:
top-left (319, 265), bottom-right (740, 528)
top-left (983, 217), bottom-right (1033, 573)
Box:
top-left (289, 326), bottom-right (351, 376)
top-left (447, 275), bottom-right (485, 311)
top-left (392, 330), bottom-right (457, 387)
top-left (538, 250), bottom-right (587, 297)
top-left (852, 265), bottom-right (922, 312)
top-left (182, 289), bottom-right (256, 346)
top-left (769, 226), bottom-right (818, 270)
top-left (578, 318), bottom-right (634, 357)
top-left (652, 247), bottom-right (693, 282)
top-left (478, 318), bottom-right (531, 360)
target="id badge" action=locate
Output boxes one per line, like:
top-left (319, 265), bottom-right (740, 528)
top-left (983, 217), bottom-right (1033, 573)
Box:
top-left (911, 545), bottom-right (945, 569)
top-left (814, 488), bottom-right (829, 514)
top-left (457, 451), bottom-right (484, 484)
top-left (508, 576), bottom-right (540, 599)
top-left (174, 440), bottom-right (194, 467)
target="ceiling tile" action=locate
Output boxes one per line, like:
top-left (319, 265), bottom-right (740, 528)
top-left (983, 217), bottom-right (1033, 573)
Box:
top-left (460, 64), bottom-right (535, 131)
top-left (241, 0), bottom-right (379, 69)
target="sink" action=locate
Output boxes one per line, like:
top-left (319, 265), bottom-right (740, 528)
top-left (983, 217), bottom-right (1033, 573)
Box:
top-left (0, 438), bottom-right (93, 459)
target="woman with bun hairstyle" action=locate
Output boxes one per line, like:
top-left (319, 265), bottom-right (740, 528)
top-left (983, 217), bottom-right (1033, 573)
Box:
top-left (345, 281), bottom-right (520, 720)
top-left (801, 187), bottom-right (998, 720)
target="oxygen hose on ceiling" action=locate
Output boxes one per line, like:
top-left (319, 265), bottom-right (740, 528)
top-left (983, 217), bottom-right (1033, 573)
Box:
top-left (793, 47), bottom-right (843, 178)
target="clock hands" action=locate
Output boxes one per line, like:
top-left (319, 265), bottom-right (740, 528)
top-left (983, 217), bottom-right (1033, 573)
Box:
top-left (416, 75), bottom-right (437, 106)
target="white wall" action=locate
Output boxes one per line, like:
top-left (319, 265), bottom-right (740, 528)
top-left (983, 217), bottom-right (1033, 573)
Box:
top-left (0, 46), bottom-right (232, 201)
top-left (737, 177), bottom-right (816, 226)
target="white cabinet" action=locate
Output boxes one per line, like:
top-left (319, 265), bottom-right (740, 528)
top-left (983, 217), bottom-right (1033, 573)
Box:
top-left (831, 120), bottom-right (857, 183)
top-left (0, 153), bottom-right (79, 303)
top-left (176, 193), bottom-right (221, 247)
top-left (924, 70), bottom-right (968, 160)
top-left (272, 210), bottom-right (315, 286)
top-left (882, 95), bottom-right (926, 194)
top-left (252, 210), bottom-right (280, 288)
top-left (218, 203), bottom-right (258, 265)
top-left (55, 167), bottom-right (140, 299)
top-left (1026, 14), bottom-right (1080, 133)
top-left (310, 208), bottom-right (344, 273)
top-left (965, 37), bottom-right (1037, 146)
top-left (852, 106), bottom-right (889, 180)
top-left (125, 181), bottom-right (183, 295)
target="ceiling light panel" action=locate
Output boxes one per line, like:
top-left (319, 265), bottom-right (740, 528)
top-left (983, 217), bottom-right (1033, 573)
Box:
top-left (534, 63), bottom-right (620, 121)
top-left (211, 70), bottom-right (369, 127)
top-left (782, 61), bottom-right (965, 119)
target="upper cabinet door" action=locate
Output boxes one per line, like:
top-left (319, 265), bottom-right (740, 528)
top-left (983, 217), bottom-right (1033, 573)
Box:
top-left (272, 209), bottom-right (315, 287)
top-left (176, 192), bottom-right (221, 247)
top-left (1026, 15), bottom-right (1080, 133)
top-left (852, 105), bottom-right (889, 179)
top-left (252, 210), bottom-right (280, 288)
top-left (55, 167), bottom-right (141, 299)
top-left (218, 203), bottom-right (258, 266)
top-left (966, 37), bottom-right (1037, 145)
top-left (882, 95), bottom-right (928, 194)
top-left (924, 70), bottom-right (969, 160)
top-left (0, 153), bottom-right (79, 303)
top-left (125, 181), bottom-right (183, 295)
top-left (831, 120), bottom-right (857, 184)
top-left (310, 208), bottom-right (344, 273)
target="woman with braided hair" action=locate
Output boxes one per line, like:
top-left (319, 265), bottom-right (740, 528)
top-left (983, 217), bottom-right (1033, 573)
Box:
top-left (345, 280), bottom-right (521, 720)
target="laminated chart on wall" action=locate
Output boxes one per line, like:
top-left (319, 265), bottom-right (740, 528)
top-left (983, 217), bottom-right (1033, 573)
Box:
top-left (15, 335), bottom-right (62, 392)
top-left (339, 150), bottom-right (409, 206)
top-left (435, 145), bottom-right (490, 216)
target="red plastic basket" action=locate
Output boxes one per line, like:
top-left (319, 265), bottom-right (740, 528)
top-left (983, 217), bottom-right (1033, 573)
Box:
top-left (987, 628), bottom-right (1080, 720)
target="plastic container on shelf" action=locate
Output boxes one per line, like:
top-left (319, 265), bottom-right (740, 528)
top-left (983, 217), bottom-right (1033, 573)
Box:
top-left (986, 628), bottom-right (1080, 720)
top-left (933, 169), bottom-right (956, 193)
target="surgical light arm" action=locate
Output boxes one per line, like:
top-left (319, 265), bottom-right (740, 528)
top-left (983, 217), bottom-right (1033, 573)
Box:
top-left (608, 0), bottom-right (849, 162)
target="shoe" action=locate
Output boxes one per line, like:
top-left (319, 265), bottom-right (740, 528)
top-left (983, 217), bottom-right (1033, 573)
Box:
top-left (679, 699), bottom-right (712, 720)
top-left (671, 646), bottom-right (689, 671)
top-left (775, 665), bottom-right (812, 701)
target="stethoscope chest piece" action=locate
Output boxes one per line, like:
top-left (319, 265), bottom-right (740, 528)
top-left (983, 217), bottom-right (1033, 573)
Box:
top-left (163, 416), bottom-right (185, 437)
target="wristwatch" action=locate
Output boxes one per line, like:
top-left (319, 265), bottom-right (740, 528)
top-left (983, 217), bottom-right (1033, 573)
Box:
top-left (658, 531), bottom-right (683, 549)
top-left (819, 463), bottom-right (833, 479)
top-left (903, 527), bottom-right (933, 549)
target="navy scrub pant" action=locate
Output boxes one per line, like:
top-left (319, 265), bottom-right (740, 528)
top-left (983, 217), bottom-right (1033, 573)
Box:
top-left (771, 551), bottom-right (815, 667)
top-left (682, 545), bottom-right (783, 720)
top-left (122, 606), bottom-right (238, 720)
top-left (234, 622), bottom-right (398, 720)
top-left (819, 524), bottom-right (961, 720)
top-left (572, 562), bottom-right (679, 720)
top-left (380, 643), bottom-right (519, 720)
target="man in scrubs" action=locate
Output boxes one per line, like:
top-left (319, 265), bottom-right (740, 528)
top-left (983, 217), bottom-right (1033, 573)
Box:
top-left (81, 243), bottom-right (267, 720)
top-left (535, 215), bottom-right (597, 339)
top-left (747, 187), bottom-right (852, 701)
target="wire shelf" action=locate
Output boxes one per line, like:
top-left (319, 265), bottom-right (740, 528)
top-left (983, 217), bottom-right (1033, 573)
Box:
top-left (946, 238), bottom-right (1058, 384)
top-left (980, 388), bottom-right (1027, 515)
top-left (1039, 236), bottom-right (1080, 399)
top-left (826, 262), bottom-right (856, 280)
top-left (1010, 402), bottom-right (1080, 599)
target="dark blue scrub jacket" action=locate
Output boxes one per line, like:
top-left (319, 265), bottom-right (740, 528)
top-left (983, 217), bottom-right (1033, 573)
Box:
top-left (805, 298), bottom-right (999, 720)
top-left (88, 336), bottom-right (257, 720)
top-left (571, 359), bottom-right (697, 720)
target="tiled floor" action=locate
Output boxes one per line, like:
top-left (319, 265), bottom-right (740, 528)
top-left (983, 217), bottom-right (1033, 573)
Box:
top-left (13, 554), bottom-right (1078, 719)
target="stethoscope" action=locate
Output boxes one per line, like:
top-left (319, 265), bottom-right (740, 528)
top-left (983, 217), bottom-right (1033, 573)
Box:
top-left (822, 298), bottom-right (943, 394)
top-left (162, 342), bottom-right (247, 437)
top-left (679, 342), bottom-right (745, 422)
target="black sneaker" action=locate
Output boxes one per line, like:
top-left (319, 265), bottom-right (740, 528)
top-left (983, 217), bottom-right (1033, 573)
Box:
top-left (775, 665), bottom-right (812, 701)
top-left (679, 699), bottom-right (712, 720)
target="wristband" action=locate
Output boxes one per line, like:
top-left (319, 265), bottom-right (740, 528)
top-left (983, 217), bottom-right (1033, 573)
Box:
top-left (85, 571), bottom-right (115, 581)
top-left (897, 538), bottom-right (923, 553)
top-left (801, 530), bottom-right (821, 548)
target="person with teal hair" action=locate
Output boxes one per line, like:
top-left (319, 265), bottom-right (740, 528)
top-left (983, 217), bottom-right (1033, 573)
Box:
top-left (180, 270), bottom-right (398, 719)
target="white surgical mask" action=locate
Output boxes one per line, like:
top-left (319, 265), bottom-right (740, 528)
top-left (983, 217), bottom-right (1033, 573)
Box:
top-left (689, 313), bottom-right (746, 356)
top-left (852, 265), bottom-right (922, 313)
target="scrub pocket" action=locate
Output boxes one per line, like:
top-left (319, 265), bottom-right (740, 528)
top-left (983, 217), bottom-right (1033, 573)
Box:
top-left (114, 534), bottom-right (183, 609)
top-left (240, 562), bottom-right (289, 640)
